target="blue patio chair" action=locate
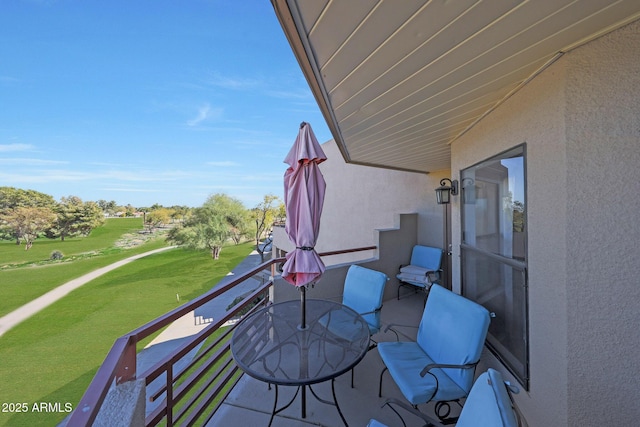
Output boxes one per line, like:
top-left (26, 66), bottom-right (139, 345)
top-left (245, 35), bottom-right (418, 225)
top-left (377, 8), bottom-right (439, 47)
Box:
top-left (343, 265), bottom-right (388, 337)
top-left (324, 265), bottom-right (388, 387)
top-left (370, 368), bottom-right (522, 427)
top-left (396, 245), bottom-right (443, 300)
top-left (378, 284), bottom-right (490, 426)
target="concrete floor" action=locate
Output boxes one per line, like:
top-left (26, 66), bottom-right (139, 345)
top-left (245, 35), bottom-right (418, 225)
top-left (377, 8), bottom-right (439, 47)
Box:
top-left (208, 293), bottom-right (452, 427)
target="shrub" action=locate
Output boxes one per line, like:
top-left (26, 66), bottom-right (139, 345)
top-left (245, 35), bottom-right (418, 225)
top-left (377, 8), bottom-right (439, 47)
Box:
top-left (226, 295), bottom-right (265, 317)
top-left (50, 250), bottom-right (64, 260)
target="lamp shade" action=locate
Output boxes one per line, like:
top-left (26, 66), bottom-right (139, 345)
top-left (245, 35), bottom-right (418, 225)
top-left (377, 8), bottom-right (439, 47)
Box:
top-left (436, 185), bottom-right (451, 204)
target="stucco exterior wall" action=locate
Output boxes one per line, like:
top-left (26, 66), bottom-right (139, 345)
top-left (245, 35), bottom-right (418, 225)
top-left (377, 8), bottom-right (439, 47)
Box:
top-left (273, 213), bottom-right (419, 303)
top-left (451, 19), bottom-right (640, 426)
top-left (274, 138), bottom-right (449, 265)
top-left (564, 20), bottom-right (640, 425)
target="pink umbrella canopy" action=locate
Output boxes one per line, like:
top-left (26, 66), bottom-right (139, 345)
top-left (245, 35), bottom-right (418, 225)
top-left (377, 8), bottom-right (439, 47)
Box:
top-left (281, 122), bottom-right (327, 287)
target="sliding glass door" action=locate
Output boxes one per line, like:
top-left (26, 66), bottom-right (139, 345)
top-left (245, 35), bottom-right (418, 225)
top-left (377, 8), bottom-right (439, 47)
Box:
top-left (461, 144), bottom-right (529, 388)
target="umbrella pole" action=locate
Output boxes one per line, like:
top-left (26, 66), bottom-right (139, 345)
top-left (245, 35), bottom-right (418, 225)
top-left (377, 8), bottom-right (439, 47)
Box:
top-left (300, 286), bottom-right (306, 329)
top-left (299, 284), bottom-right (308, 418)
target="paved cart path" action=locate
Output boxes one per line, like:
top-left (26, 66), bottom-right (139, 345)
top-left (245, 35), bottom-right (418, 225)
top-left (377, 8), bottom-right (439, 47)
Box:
top-left (0, 246), bottom-right (176, 338)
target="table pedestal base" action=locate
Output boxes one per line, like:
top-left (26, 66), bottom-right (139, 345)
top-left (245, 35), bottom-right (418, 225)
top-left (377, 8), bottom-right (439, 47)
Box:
top-left (268, 379), bottom-right (347, 427)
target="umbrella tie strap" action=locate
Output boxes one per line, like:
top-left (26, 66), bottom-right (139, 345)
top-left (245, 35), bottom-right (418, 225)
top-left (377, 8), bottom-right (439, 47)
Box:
top-left (297, 246), bottom-right (314, 251)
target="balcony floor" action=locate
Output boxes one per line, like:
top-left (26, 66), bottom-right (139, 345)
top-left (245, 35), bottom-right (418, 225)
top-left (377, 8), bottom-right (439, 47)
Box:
top-left (210, 292), bottom-right (453, 427)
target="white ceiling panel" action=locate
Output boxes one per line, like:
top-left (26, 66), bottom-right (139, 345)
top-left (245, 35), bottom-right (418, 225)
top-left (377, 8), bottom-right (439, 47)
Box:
top-left (318, 0), bottom-right (428, 91)
top-left (273, 0), bottom-right (640, 172)
top-left (306, 0), bottom-right (378, 66)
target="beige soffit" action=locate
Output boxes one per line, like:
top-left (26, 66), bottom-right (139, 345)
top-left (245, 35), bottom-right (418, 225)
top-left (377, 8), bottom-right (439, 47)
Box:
top-left (271, 0), bottom-right (640, 173)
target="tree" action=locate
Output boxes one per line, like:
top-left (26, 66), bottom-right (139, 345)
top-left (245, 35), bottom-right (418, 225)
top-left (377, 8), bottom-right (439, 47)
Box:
top-left (0, 186), bottom-right (57, 210)
top-left (51, 196), bottom-right (83, 241)
top-left (123, 204), bottom-right (137, 217)
top-left (145, 208), bottom-right (173, 232)
top-left (170, 205), bottom-right (191, 224)
top-left (209, 194), bottom-right (249, 245)
top-left (168, 206), bottom-right (228, 259)
top-left (48, 196), bottom-right (105, 241)
top-left (0, 206), bottom-right (56, 250)
top-left (0, 187), bottom-right (57, 243)
top-left (75, 200), bottom-right (104, 236)
top-left (512, 200), bottom-right (525, 232)
top-left (167, 193), bottom-right (247, 259)
top-left (96, 199), bottom-right (118, 216)
top-left (276, 202), bottom-right (286, 224)
top-left (250, 194), bottom-right (282, 262)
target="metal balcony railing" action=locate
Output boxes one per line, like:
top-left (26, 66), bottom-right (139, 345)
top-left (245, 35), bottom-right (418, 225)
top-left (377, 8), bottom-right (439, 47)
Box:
top-left (68, 246), bottom-right (375, 426)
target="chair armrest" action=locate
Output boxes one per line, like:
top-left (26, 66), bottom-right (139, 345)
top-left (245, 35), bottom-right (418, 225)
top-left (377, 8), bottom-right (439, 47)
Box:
top-left (420, 362), bottom-right (477, 377)
top-left (425, 268), bottom-right (443, 281)
top-left (359, 307), bottom-right (382, 316)
top-left (383, 323), bottom-right (418, 333)
top-left (383, 323), bottom-right (418, 341)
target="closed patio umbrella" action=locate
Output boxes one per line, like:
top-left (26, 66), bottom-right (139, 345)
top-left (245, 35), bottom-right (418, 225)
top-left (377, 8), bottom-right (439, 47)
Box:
top-left (282, 122), bottom-right (326, 328)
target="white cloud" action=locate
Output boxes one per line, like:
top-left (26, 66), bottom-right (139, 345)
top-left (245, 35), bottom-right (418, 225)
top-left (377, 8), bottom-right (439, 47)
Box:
top-left (0, 170), bottom-right (89, 183)
top-left (187, 103), bottom-right (223, 127)
top-left (207, 161), bottom-right (240, 167)
top-left (0, 158), bottom-right (68, 165)
top-left (0, 167), bottom-right (196, 185)
top-left (101, 187), bottom-right (164, 193)
top-left (265, 88), bottom-right (311, 100)
top-left (207, 72), bottom-right (260, 90)
top-left (103, 169), bottom-right (194, 182)
top-left (0, 75), bottom-right (20, 86)
top-left (239, 172), bottom-right (283, 182)
top-left (0, 143), bottom-right (34, 152)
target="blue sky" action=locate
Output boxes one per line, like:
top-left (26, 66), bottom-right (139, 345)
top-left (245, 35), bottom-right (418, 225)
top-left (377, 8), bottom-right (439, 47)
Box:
top-left (0, 0), bottom-right (332, 208)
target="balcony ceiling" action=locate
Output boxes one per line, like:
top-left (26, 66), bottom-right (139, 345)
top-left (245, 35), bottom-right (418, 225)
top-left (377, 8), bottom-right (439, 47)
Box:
top-left (271, 0), bottom-right (640, 173)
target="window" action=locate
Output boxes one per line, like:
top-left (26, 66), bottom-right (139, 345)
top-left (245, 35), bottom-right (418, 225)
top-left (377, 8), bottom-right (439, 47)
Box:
top-left (461, 144), bottom-right (529, 388)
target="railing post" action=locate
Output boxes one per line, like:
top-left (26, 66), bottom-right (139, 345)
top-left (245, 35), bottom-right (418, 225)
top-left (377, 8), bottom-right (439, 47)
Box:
top-left (116, 336), bottom-right (137, 384)
top-left (166, 364), bottom-right (174, 427)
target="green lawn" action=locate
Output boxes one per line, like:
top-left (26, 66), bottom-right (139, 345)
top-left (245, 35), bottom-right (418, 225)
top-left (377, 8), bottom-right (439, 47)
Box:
top-left (0, 217), bottom-right (144, 266)
top-left (0, 218), bottom-right (169, 317)
top-left (0, 240), bottom-right (168, 318)
top-left (0, 239), bottom-right (254, 427)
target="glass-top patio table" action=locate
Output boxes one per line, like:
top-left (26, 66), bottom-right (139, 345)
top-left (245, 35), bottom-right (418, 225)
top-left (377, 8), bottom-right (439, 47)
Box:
top-left (231, 298), bottom-right (371, 426)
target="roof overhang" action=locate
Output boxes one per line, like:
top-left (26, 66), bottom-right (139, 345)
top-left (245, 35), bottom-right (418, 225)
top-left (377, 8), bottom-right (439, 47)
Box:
top-left (271, 0), bottom-right (640, 173)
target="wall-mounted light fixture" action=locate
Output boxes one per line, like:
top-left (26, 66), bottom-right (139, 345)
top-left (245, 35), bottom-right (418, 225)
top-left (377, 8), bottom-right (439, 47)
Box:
top-left (435, 178), bottom-right (459, 204)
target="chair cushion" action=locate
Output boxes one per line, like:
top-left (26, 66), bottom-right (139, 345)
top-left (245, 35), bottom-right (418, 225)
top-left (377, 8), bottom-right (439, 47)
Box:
top-left (397, 265), bottom-right (433, 287)
top-left (488, 369), bottom-right (519, 427)
top-left (417, 285), bottom-right (490, 392)
top-left (410, 245), bottom-right (443, 270)
top-left (456, 369), bottom-right (518, 427)
top-left (456, 371), bottom-right (502, 426)
top-left (342, 265), bottom-right (387, 332)
top-left (400, 265), bottom-right (433, 276)
top-left (378, 341), bottom-right (467, 405)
